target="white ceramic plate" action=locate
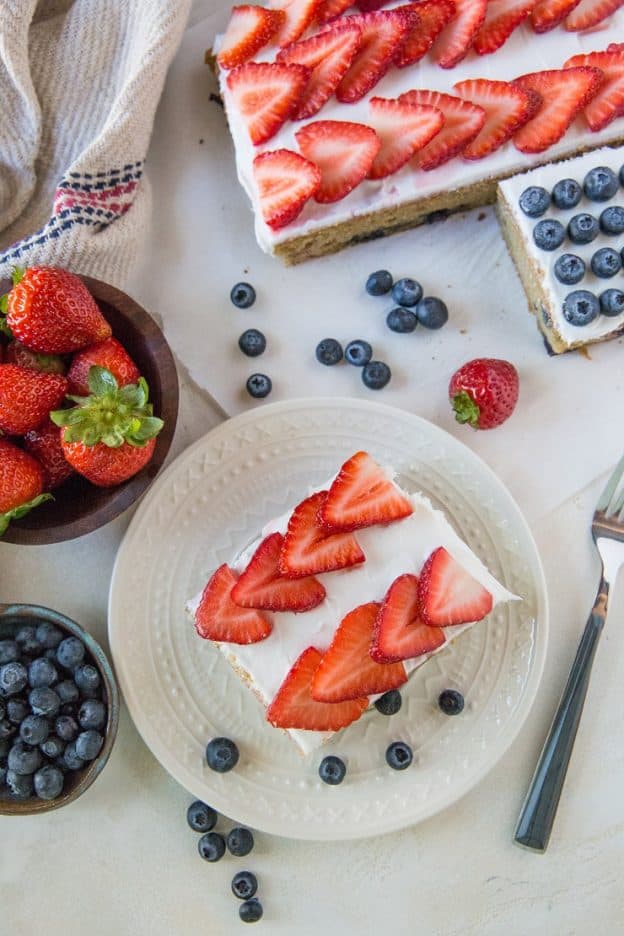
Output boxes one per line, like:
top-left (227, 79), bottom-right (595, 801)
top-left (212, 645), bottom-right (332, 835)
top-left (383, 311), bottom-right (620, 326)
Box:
top-left (108, 398), bottom-right (548, 840)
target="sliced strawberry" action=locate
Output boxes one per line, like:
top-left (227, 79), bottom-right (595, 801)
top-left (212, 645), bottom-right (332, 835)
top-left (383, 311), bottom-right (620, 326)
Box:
top-left (231, 532), bottom-right (326, 611)
top-left (279, 490), bottom-right (366, 577)
top-left (266, 646), bottom-right (368, 731)
top-left (371, 574), bottom-right (446, 663)
top-left (366, 97), bottom-right (444, 180)
top-left (277, 22), bottom-right (362, 120)
top-left (531, 0), bottom-right (582, 31)
top-left (565, 48), bottom-right (624, 132)
top-left (295, 120), bottom-right (380, 202)
top-left (473, 0), bottom-right (536, 56)
top-left (271, 0), bottom-right (322, 46)
top-left (418, 547), bottom-right (493, 627)
top-left (394, 0), bottom-right (456, 68)
top-left (316, 0), bottom-right (354, 23)
top-left (513, 66), bottom-right (603, 153)
top-left (217, 6), bottom-right (285, 69)
top-left (565, 0), bottom-right (624, 28)
top-left (454, 78), bottom-right (538, 160)
top-left (253, 149), bottom-right (321, 229)
top-left (434, 0), bottom-right (488, 69)
top-left (195, 564), bottom-right (272, 644)
top-left (336, 9), bottom-right (413, 104)
top-left (400, 89), bottom-right (485, 170)
top-left (320, 451), bottom-right (413, 532)
top-left (355, 0), bottom-right (389, 10)
top-left (226, 61), bottom-right (310, 145)
top-left (311, 602), bottom-right (407, 703)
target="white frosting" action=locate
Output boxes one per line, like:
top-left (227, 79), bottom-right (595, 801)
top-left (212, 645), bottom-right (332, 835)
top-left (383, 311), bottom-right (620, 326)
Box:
top-left (187, 469), bottom-right (518, 755)
top-left (498, 146), bottom-right (624, 347)
top-left (216, 5), bottom-right (624, 252)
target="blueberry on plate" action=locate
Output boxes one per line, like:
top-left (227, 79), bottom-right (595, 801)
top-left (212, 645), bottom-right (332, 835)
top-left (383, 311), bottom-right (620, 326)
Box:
top-left (227, 826), bottom-right (255, 856)
top-left (73, 663), bottom-right (101, 697)
top-left (232, 871), bottom-right (258, 901)
top-left (61, 741), bottom-right (85, 771)
top-left (553, 253), bottom-right (585, 286)
top-left (187, 800), bottom-right (217, 833)
top-left (230, 282), bottom-right (256, 309)
top-left (19, 715), bottom-right (50, 746)
top-left (415, 296), bottom-right (449, 329)
top-left (6, 768), bottom-right (33, 799)
top-left (391, 278), bottom-right (423, 307)
top-left (75, 730), bottom-right (104, 761)
top-left (35, 623), bottom-right (63, 650)
top-left (239, 898), bottom-right (263, 924)
top-left (600, 289), bottom-right (624, 317)
top-left (438, 689), bottom-right (465, 715)
top-left (551, 178), bottom-right (582, 210)
top-left (386, 307), bottom-right (417, 333)
top-left (40, 735), bottom-right (65, 759)
top-left (567, 213), bottom-right (599, 245)
top-left (385, 741), bottom-right (413, 770)
top-left (583, 165), bottom-right (618, 201)
top-left (362, 360), bottom-right (391, 390)
top-left (56, 680), bottom-right (80, 705)
top-left (197, 831), bottom-right (226, 862)
top-left (28, 657), bottom-right (58, 689)
top-left (0, 662), bottom-right (28, 697)
top-left (374, 689), bottom-right (402, 716)
top-left (0, 640), bottom-right (19, 665)
top-left (8, 741), bottom-right (42, 776)
top-left (29, 687), bottom-right (60, 718)
top-left (532, 219), bottom-right (565, 251)
top-left (344, 339), bottom-right (372, 367)
top-left (562, 290), bottom-right (600, 327)
top-left (33, 764), bottom-right (64, 800)
top-left (78, 699), bottom-right (107, 731)
top-left (599, 206), bottom-right (624, 235)
top-left (591, 247), bottom-right (622, 278)
top-left (318, 755), bottom-right (346, 785)
top-left (55, 715), bottom-right (79, 742)
top-left (315, 338), bottom-right (343, 366)
top-left (238, 328), bottom-right (266, 358)
top-left (519, 185), bottom-right (550, 217)
top-left (6, 698), bottom-right (29, 725)
top-left (365, 270), bottom-right (393, 296)
top-left (56, 637), bottom-right (85, 671)
top-left (206, 736), bottom-right (239, 773)
top-left (246, 374), bottom-right (272, 399)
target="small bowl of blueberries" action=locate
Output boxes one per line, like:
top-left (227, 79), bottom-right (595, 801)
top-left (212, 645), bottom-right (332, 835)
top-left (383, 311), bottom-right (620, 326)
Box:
top-left (0, 603), bottom-right (119, 814)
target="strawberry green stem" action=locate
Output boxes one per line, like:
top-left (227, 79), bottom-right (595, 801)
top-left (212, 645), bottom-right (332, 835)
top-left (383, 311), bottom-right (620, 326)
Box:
top-left (0, 493), bottom-right (53, 537)
top-left (451, 391), bottom-right (480, 428)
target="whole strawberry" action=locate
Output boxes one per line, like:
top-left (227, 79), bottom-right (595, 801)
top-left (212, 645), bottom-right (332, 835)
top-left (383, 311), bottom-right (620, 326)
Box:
top-left (0, 438), bottom-right (52, 536)
top-left (1, 267), bottom-right (111, 354)
top-left (0, 364), bottom-right (68, 435)
top-left (449, 358), bottom-right (519, 429)
top-left (67, 337), bottom-right (140, 396)
top-left (5, 339), bottom-right (66, 375)
top-left (24, 419), bottom-right (74, 489)
top-left (51, 366), bottom-right (163, 487)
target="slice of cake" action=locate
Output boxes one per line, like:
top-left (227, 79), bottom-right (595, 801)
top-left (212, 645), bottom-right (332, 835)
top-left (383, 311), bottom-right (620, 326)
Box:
top-left (497, 145), bottom-right (624, 353)
top-left (212, 1), bottom-right (624, 263)
top-left (186, 452), bottom-right (518, 755)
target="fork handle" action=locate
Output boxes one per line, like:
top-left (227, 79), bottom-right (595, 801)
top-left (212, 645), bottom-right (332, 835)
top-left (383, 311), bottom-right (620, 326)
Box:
top-left (514, 577), bottom-right (609, 852)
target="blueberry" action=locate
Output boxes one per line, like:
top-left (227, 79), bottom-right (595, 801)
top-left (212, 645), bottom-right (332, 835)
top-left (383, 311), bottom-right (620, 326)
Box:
top-left (385, 741), bottom-right (413, 770)
top-left (532, 219), bottom-right (565, 251)
top-left (591, 247), bottom-right (622, 278)
top-left (206, 736), bottom-right (239, 772)
top-left (197, 831), bottom-right (226, 862)
top-left (438, 689), bottom-right (465, 715)
top-left (230, 282), bottom-right (256, 309)
top-left (232, 871), bottom-right (258, 900)
top-left (0, 640), bottom-right (19, 664)
top-left (344, 339), bottom-right (372, 367)
top-left (519, 185), bottom-right (550, 217)
top-left (562, 290), bottom-right (600, 327)
top-left (73, 663), bottom-right (100, 698)
top-left (553, 253), bottom-right (585, 286)
top-left (568, 213), bottom-right (599, 244)
top-left (6, 698), bottom-right (29, 725)
top-left (61, 741), bottom-right (85, 771)
top-left (0, 662), bottom-right (28, 697)
top-left (0, 736), bottom-right (9, 759)
top-left (386, 307), bottom-right (417, 333)
top-left (5, 769), bottom-right (33, 799)
top-left (186, 800), bottom-right (217, 833)
top-left (35, 623), bottom-right (64, 649)
top-left (15, 625), bottom-right (40, 655)
top-left (374, 689), bottom-right (402, 716)
top-left (56, 637), bottom-right (85, 671)
top-left (29, 687), bottom-right (60, 717)
top-left (0, 719), bottom-right (15, 741)
top-left (28, 657), bottom-right (58, 689)
top-left (55, 715), bottom-right (79, 742)
top-left (33, 764), bottom-right (64, 800)
top-left (0, 700), bottom-right (4, 720)
top-left (415, 296), bottom-right (449, 329)
top-left (239, 899), bottom-right (263, 924)
top-left (8, 741), bottom-right (42, 775)
top-left (227, 827), bottom-right (255, 856)
top-left (551, 178), bottom-right (582, 210)
top-left (599, 206), bottom-right (624, 234)
top-left (365, 270), bottom-right (393, 296)
top-left (318, 755), bottom-right (346, 785)
top-left (391, 278), bottom-right (423, 307)
top-left (600, 289), bottom-right (624, 317)
top-left (19, 715), bottom-right (50, 746)
top-left (362, 360), bottom-right (391, 390)
top-left (315, 338), bottom-right (343, 365)
top-left (246, 373), bottom-right (272, 399)
top-left (0, 764), bottom-right (6, 786)
top-left (78, 699), bottom-right (107, 731)
top-left (238, 328), bottom-right (266, 358)
top-left (583, 165), bottom-right (618, 201)
top-left (40, 736), bottom-right (65, 759)
top-left (44, 648), bottom-right (58, 662)
top-left (56, 680), bottom-right (80, 705)
top-left (75, 730), bottom-right (104, 761)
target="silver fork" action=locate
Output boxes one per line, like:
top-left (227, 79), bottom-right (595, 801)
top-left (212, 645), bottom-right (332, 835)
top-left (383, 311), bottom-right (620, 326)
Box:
top-left (515, 455), bottom-right (624, 852)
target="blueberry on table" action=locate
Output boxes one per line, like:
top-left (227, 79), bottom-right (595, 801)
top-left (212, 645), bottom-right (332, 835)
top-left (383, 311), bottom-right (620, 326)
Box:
top-left (35, 623), bottom-right (63, 650)
top-left (551, 178), bottom-right (582, 210)
top-left (28, 657), bottom-right (58, 689)
top-left (0, 662), bottom-right (28, 697)
top-left (386, 307), bottom-right (417, 333)
top-left (562, 290), bottom-right (600, 327)
top-left (553, 254), bottom-right (585, 286)
top-left (56, 637), bottom-right (85, 671)
top-left (591, 247), bottom-right (622, 278)
top-left (75, 729), bottom-right (104, 761)
top-left (187, 800), bottom-right (217, 833)
top-left (416, 296), bottom-right (449, 329)
top-left (362, 361), bottom-right (391, 390)
top-left (374, 689), bottom-right (402, 716)
top-left (19, 714), bottom-right (50, 746)
top-left (56, 680), bottom-right (80, 705)
top-left (315, 338), bottom-right (343, 366)
top-left (40, 736), bottom-right (65, 759)
top-left (78, 699), bottom-right (107, 731)
top-left (344, 339), bottom-right (372, 367)
top-left (567, 213), bottom-right (599, 245)
top-left (206, 736), bottom-right (239, 773)
top-left (55, 715), bottom-right (79, 742)
top-left (385, 741), bottom-right (413, 770)
top-left (33, 764), bottom-right (64, 800)
top-left (239, 329), bottom-right (266, 358)
top-left (532, 219), bottom-right (565, 251)
top-left (391, 278), bottom-right (423, 307)
top-left (366, 270), bottom-right (393, 296)
top-left (8, 741), bottom-right (42, 776)
top-left (600, 289), bottom-right (624, 317)
top-left (599, 206), bottom-right (624, 235)
top-left (230, 282), bottom-right (256, 309)
top-left (198, 831), bottom-right (226, 862)
top-left (232, 871), bottom-right (258, 900)
top-left (6, 698), bottom-right (29, 725)
top-left (6, 768), bottom-right (33, 799)
top-left (73, 663), bottom-right (101, 697)
top-left (583, 166), bottom-right (618, 201)
top-left (438, 689), bottom-right (465, 715)
top-left (61, 741), bottom-right (85, 771)
top-left (227, 826), bottom-right (255, 856)
top-left (246, 374), bottom-right (272, 399)
top-left (0, 640), bottom-right (19, 665)
top-left (29, 687), bottom-right (60, 718)
top-left (519, 185), bottom-right (550, 217)
top-left (239, 898), bottom-right (263, 923)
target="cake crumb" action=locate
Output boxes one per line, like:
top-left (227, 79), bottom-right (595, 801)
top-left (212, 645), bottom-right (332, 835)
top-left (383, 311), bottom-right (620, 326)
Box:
top-left (205, 49), bottom-right (217, 72)
top-left (209, 92), bottom-right (224, 109)
top-left (577, 346), bottom-right (592, 361)
top-left (199, 138), bottom-right (204, 145)
top-left (478, 212), bottom-right (487, 221)
top-left (460, 329), bottom-right (467, 334)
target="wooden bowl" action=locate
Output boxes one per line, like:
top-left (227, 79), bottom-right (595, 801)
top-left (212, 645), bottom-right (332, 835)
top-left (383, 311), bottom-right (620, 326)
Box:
top-left (0, 603), bottom-right (120, 815)
top-left (0, 276), bottom-right (178, 544)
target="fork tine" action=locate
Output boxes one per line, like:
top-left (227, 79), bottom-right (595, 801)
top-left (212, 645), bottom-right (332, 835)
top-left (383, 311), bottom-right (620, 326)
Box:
top-left (597, 454), bottom-right (624, 516)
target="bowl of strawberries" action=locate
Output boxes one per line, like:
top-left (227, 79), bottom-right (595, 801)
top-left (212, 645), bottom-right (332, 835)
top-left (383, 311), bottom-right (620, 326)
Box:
top-left (0, 267), bottom-right (178, 544)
